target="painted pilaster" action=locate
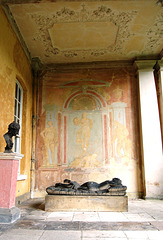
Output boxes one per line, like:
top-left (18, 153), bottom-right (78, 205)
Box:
top-left (135, 60), bottom-right (163, 199)
top-left (110, 102), bottom-right (127, 159)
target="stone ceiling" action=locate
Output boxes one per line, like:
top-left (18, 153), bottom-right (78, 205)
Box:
top-left (2, 0), bottom-right (163, 65)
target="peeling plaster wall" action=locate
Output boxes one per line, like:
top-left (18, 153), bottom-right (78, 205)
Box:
top-left (0, 7), bottom-right (33, 197)
top-left (35, 66), bottom-right (143, 198)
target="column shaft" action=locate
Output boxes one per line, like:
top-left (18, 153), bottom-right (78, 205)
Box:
top-left (135, 60), bottom-right (163, 198)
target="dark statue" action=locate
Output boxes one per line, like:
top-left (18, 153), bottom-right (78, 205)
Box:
top-left (46, 178), bottom-right (127, 196)
top-left (3, 121), bottom-right (20, 153)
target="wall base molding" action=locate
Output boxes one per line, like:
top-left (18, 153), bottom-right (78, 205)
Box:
top-left (15, 192), bottom-right (31, 206)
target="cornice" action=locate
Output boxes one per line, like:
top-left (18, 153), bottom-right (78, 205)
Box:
top-left (134, 60), bottom-right (157, 72)
top-left (0, 0), bottom-right (155, 3)
top-left (43, 60), bottom-right (133, 72)
top-left (158, 60), bottom-right (163, 70)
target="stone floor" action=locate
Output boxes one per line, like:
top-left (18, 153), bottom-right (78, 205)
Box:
top-left (0, 198), bottom-right (163, 239)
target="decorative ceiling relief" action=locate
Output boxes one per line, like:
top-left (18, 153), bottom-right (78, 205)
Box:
top-left (48, 22), bottom-right (118, 51)
top-left (146, 12), bottom-right (163, 53)
top-left (28, 4), bottom-right (137, 62)
top-left (8, 1), bottom-right (162, 64)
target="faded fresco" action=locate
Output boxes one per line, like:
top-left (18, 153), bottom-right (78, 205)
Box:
top-left (40, 119), bottom-right (58, 167)
top-left (36, 68), bottom-right (142, 197)
top-left (69, 111), bottom-right (102, 168)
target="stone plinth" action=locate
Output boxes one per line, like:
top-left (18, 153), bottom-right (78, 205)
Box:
top-left (0, 153), bottom-right (24, 223)
top-left (45, 195), bottom-right (128, 212)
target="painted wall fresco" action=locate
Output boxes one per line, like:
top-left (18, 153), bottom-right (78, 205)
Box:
top-left (36, 67), bottom-right (142, 198)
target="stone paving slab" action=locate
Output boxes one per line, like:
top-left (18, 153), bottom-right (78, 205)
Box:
top-left (80, 222), bottom-right (157, 231)
top-left (82, 238), bottom-right (127, 240)
top-left (44, 221), bottom-right (80, 230)
top-left (146, 231), bottom-right (163, 240)
top-left (0, 229), bottom-right (43, 240)
top-left (124, 230), bottom-right (163, 240)
top-left (1, 220), bottom-right (159, 232)
top-left (2, 229), bottom-right (44, 236)
top-left (73, 212), bottom-right (100, 222)
top-left (150, 221), bottom-right (163, 230)
top-left (13, 220), bottom-right (46, 230)
top-left (0, 223), bottom-right (14, 234)
top-left (47, 211), bottom-right (74, 221)
top-left (82, 230), bottom-right (127, 238)
top-left (40, 230), bottom-right (81, 240)
top-left (0, 236), bottom-right (40, 240)
top-left (0, 198), bottom-right (163, 239)
top-left (1, 231), bottom-right (163, 240)
top-left (98, 212), bottom-right (128, 222)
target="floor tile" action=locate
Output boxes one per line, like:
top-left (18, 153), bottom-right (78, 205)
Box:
top-left (147, 230), bottom-right (163, 240)
top-left (40, 230), bottom-right (81, 240)
top-left (73, 212), bottom-right (100, 222)
top-left (0, 234), bottom-right (41, 240)
top-left (80, 222), bottom-right (157, 231)
top-left (125, 214), bottom-right (145, 222)
top-left (23, 215), bottom-right (47, 220)
top-left (82, 238), bottom-right (127, 240)
top-left (150, 221), bottom-right (163, 230)
top-left (82, 230), bottom-right (126, 238)
top-left (0, 198), bottom-right (163, 239)
top-left (13, 220), bottom-right (46, 230)
top-left (138, 213), bottom-right (155, 221)
top-left (124, 231), bottom-right (149, 239)
top-left (44, 221), bottom-right (80, 230)
top-left (0, 224), bottom-right (13, 233)
top-left (46, 212), bottom-right (74, 221)
top-left (98, 212), bottom-right (128, 222)
top-left (2, 229), bottom-right (43, 235)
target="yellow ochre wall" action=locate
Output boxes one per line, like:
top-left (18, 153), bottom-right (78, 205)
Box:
top-left (0, 7), bottom-right (33, 197)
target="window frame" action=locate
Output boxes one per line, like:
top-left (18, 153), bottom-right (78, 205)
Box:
top-left (14, 80), bottom-right (23, 174)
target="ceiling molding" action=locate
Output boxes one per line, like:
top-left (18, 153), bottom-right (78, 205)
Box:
top-left (156, 0), bottom-right (163, 7)
top-left (0, 0), bottom-right (155, 3)
top-left (1, 0), bottom-right (162, 65)
top-left (42, 60), bottom-right (134, 72)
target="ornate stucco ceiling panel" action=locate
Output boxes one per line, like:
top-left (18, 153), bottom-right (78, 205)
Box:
top-left (8, 1), bottom-right (163, 64)
top-left (48, 21), bottom-right (118, 51)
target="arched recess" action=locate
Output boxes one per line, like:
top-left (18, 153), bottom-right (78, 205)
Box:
top-left (57, 90), bottom-right (109, 167)
top-left (63, 90), bottom-right (106, 109)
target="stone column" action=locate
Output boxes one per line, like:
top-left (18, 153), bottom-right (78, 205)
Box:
top-left (0, 153), bottom-right (24, 223)
top-left (135, 60), bottom-right (163, 199)
top-left (158, 59), bottom-right (163, 141)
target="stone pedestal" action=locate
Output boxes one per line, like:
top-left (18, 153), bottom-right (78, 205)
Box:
top-left (45, 195), bottom-right (128, 212)
top-left (0, 153), bottom-right (24, 223)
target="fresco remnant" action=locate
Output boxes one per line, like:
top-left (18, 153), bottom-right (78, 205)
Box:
top-left (112, 121), bottom-right (132, 160)
top-left (73, 112), bottom-right (93, 153)
top-left (41, 120), bottom-right (58, 166)
top-left (36, 68), bottom-right (141, 197)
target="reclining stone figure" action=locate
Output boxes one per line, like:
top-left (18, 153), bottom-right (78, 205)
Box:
top-left (46, 178), bottom-right (127, 196)
top-left (54, 179), bottom-right (80, 190)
